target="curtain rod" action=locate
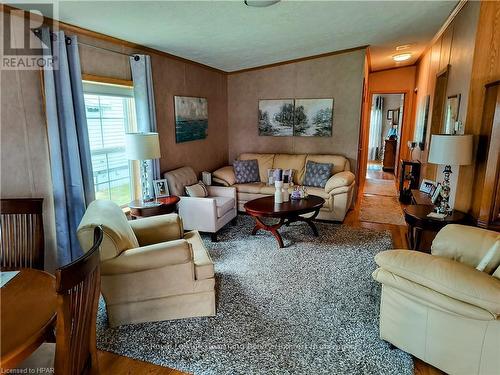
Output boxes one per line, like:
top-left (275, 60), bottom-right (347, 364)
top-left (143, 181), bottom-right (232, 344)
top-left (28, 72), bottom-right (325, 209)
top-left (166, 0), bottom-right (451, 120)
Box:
top-left (33, 28), bottom-right (141, 60)
top-left (78, 41), bottom-right (140, 60)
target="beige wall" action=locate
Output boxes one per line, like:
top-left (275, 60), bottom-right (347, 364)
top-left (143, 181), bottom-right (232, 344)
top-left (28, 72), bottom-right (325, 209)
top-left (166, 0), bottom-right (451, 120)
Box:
top-left (412, 1), bottom-right (480, 210)
top-left (227, 49), bottom-right (366, 172)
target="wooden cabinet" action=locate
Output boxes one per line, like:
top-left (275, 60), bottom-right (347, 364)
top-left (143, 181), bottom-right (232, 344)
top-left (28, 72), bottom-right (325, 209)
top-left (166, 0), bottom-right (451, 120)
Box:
top-left (477, 81), bottom-right (500, 231)
top-left (383, 139), bottom-right (397, 171)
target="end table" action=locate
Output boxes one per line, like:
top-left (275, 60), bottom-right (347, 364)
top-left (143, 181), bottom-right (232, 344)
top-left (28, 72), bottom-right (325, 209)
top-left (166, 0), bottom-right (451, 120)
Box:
top-left (404, 204), bottom-right (469, 251)
top-left (129, 196), bottom-right (180, 219)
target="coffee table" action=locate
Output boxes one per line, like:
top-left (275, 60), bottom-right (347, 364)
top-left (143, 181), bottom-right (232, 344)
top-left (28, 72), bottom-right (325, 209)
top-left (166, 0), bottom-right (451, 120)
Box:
top-left (244, 195), bottom-right (325, 248)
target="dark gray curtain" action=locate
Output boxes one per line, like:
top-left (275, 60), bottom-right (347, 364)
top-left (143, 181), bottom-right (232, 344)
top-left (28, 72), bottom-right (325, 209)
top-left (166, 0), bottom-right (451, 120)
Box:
top-left (42, 28), bottom-right (94, 265)
top-left (129, 54), bottom-right (160, 193)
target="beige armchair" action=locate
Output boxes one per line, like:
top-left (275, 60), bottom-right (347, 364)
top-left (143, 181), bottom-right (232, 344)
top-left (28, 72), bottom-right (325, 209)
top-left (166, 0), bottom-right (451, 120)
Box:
top-left (77, 200), bottom-right (215, 327)
top-left (164, 166), bottom-right (237, 241)
top-left (373, 224), bottom-right (500, 375)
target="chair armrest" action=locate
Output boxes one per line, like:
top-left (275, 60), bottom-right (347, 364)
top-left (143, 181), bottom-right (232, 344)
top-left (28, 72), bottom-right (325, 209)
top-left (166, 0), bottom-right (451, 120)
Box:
top-left (324, 171), bottom-right (355, 193)
top-left (213, 166), bottom-right (236, 186)
top-left (178, 197), bottom-right (218, 232)
top-left (374, 250), bottom-right (500, 316)
top-left (431, 224), bottom-right (500, 273)
top-left (101, 239), bottom-right (193, 275)
top-left (207, 185), bottom-right (237, 199)
top-left (129, 213), bottom-right (183, 246)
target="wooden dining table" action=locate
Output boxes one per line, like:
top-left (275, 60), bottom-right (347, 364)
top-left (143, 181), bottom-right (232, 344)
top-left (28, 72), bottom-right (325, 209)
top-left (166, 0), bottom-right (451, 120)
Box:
top-left (1, 268), bottom-right (57, 369)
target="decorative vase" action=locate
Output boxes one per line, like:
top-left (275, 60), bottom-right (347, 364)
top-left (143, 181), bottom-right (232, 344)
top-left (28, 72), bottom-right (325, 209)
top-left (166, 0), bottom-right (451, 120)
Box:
top-left (282, 182), bottom-right (290, 202)
top-left (274, 181), bottom-right (283, 204)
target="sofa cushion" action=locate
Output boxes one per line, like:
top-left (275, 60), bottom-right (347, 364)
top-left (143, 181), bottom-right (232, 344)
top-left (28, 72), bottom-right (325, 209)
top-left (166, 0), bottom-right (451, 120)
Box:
top-left (184, 231), bottom-right (214, 280)
top-left (185, 181), bottom-right (208, 197)
top-left (212, 196), bottom-right (235, 218)
top-left (239, 153), bottom-right (275, 182)
top-left (306, 154), bottom-right (350, 175)
top-left (303, 160), bottom-right (333, 188)
top-left (233, 159), bottom-right (260, 183)
top-left (273, 154), bottom-right (307, 184)
top-left (233, 182), bottom-right (265, 194)
top-left (164, 166), bottom-right (198, 196)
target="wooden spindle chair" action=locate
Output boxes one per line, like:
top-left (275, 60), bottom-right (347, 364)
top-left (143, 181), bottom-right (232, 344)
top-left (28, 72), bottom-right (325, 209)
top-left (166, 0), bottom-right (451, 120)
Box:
top-left (54, 225), bottom-right (103, 375)
top-left (0, 198), bottom-right (44, 270)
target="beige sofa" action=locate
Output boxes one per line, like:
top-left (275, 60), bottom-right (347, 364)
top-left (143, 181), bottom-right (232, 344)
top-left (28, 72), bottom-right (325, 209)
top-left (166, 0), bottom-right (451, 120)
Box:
top-left (77, 200), bottom-right (215, 327)
top-left (373, 224), bottom-right (500, 375)
top-left (213, 153), bottom-right (356, 221)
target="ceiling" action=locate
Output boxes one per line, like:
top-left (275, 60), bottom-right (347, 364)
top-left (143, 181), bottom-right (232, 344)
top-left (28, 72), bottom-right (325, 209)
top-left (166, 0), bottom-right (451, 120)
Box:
top-left (17, 0), bottom-right (458, 72)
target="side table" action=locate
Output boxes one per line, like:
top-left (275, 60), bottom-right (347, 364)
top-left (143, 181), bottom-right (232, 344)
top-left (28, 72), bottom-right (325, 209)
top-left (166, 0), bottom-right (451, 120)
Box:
top-left (404, 205), bottom-right (469, 251)
top-left (129, 196), bottom-right (180, 219)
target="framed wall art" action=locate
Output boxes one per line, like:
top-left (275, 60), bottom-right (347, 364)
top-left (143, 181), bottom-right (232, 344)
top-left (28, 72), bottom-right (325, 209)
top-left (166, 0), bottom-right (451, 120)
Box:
top-left (174, 96), bottom-right (208, 143)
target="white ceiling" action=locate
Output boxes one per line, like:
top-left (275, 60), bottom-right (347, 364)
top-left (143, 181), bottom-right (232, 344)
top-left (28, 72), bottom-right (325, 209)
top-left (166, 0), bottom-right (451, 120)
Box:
top-left (17, 0), bottom-right (458, 72)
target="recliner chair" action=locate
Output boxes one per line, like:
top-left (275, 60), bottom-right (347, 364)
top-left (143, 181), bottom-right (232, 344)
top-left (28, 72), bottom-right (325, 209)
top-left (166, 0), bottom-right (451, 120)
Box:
top-left (77, 199), bottom-right (215, 327)
top-left (373, 224), bottom-right (500, 375)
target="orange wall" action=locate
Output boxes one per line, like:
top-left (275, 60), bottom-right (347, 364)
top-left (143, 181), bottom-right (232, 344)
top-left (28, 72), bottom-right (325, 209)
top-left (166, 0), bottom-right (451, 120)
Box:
top-left (460, 0), bottom-right (500, 217)
top-left (359, 66), bottom-right (417, 185)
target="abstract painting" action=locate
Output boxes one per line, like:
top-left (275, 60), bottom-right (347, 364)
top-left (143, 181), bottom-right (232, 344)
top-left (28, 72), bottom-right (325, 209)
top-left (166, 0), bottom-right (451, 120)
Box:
top-left (293, 99), bottom-right (333, 136)
top-left (174, 96), bottom-right (208, 143)
top-left (258, 99), bottom-right (294, 136)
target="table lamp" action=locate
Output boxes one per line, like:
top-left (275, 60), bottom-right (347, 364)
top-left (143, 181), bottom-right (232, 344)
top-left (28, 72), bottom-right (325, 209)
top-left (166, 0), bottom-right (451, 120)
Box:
top-left (428, 134), bottom-right (473, 215)
top-left (125, 132), bottom-right (161, 201)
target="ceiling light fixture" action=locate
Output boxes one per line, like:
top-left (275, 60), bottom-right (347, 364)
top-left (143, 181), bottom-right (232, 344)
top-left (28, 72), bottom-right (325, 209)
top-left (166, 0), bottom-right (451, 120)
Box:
top-left (244, 0), bottom-right (280, 7)
top-left (393, 53), bottom-right (412, 62)
top-left (396, 44), bottom-right (411, 51)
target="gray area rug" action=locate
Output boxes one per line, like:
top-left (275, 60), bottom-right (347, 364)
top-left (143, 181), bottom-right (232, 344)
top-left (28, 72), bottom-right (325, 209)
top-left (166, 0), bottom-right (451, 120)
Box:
top-left (97, 215), bottom-right (413, 375)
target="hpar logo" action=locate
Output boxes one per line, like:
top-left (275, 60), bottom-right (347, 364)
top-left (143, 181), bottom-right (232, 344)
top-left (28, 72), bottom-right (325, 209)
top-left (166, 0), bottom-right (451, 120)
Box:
top-left (1, 2), bottom-right (58, 70)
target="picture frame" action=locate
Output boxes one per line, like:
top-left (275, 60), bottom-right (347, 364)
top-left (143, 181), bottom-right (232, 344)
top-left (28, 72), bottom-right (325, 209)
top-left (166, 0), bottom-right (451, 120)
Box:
top-left (431, 183), bottom-right (442, 204)
top-left (174, 96), bottom-right (208, 143)
top-left (419, 179), bottom-right (436, 195)
top-left (258, 98), bottom-right (333, 137)
top-left (153, 179), bottom-right (170, 198)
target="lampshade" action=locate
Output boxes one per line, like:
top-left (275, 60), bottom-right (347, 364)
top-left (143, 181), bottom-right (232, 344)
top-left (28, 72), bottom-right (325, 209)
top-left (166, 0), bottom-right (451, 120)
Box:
top-left (428, 134), bottom-right (473, 166)
top-left (125, 132), bottom-right (161, 160)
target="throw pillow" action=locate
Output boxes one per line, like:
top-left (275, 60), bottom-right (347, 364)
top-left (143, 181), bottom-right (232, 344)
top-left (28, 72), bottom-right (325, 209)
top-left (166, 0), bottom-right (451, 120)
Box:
top-left (233, 159), bottom-right (260, 184)
top-left (476, 240), bottom-right (499, 273)
top-left (303, 161), bottom-right (333, 188)
top-left (185, 181), bottom-right (208, 197)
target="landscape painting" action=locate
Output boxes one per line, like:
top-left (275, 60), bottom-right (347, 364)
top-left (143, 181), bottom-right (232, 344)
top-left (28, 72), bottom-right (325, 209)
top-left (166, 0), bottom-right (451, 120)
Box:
top-left (258, 99), bottom-right (294, 136)
top-left (293, 98), bottom-right (333, 137)
top-left (174, 96), bottom-right (208, 143)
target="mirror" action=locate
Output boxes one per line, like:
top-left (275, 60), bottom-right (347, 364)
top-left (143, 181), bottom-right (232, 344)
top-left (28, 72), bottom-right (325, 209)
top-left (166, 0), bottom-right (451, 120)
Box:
top-left (414, 95), bottom-right (430, 150)
top-left (443, 94), bottom-right (461, 134)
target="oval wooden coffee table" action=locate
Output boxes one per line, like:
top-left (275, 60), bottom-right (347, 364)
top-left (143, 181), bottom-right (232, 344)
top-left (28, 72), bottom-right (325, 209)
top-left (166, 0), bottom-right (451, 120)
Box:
top-left (244, 195), bottom-right (325, 248)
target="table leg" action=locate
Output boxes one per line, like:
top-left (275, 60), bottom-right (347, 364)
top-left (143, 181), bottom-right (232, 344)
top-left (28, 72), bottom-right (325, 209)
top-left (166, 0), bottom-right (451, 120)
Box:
top-left (414, 227), bottom-right (423, 251)
top-left (407, 224), bottom-right (414, 249)
top-left (286, 209), bottom-right (320, 237)
top-left (251, 216), bottom-right (285, 248)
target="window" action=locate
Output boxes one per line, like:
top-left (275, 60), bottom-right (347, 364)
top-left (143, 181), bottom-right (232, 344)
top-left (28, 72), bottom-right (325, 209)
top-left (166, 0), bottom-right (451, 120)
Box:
top-left (83, 81), bottom-right (137, 206)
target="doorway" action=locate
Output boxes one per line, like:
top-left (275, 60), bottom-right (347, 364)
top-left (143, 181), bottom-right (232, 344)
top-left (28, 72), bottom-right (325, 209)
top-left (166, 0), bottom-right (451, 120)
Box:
top-left (358, 92), bottom-right (407, 226)
top-left (366, 93), bottom-right (405, 183)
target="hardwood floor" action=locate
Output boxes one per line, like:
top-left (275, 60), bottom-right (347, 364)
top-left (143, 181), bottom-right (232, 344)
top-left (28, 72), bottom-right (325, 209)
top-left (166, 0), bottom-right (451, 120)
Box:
top-left (97, 350), bottom-right (187, 374)
top-left (100, 169), bottom-right (444, 375)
